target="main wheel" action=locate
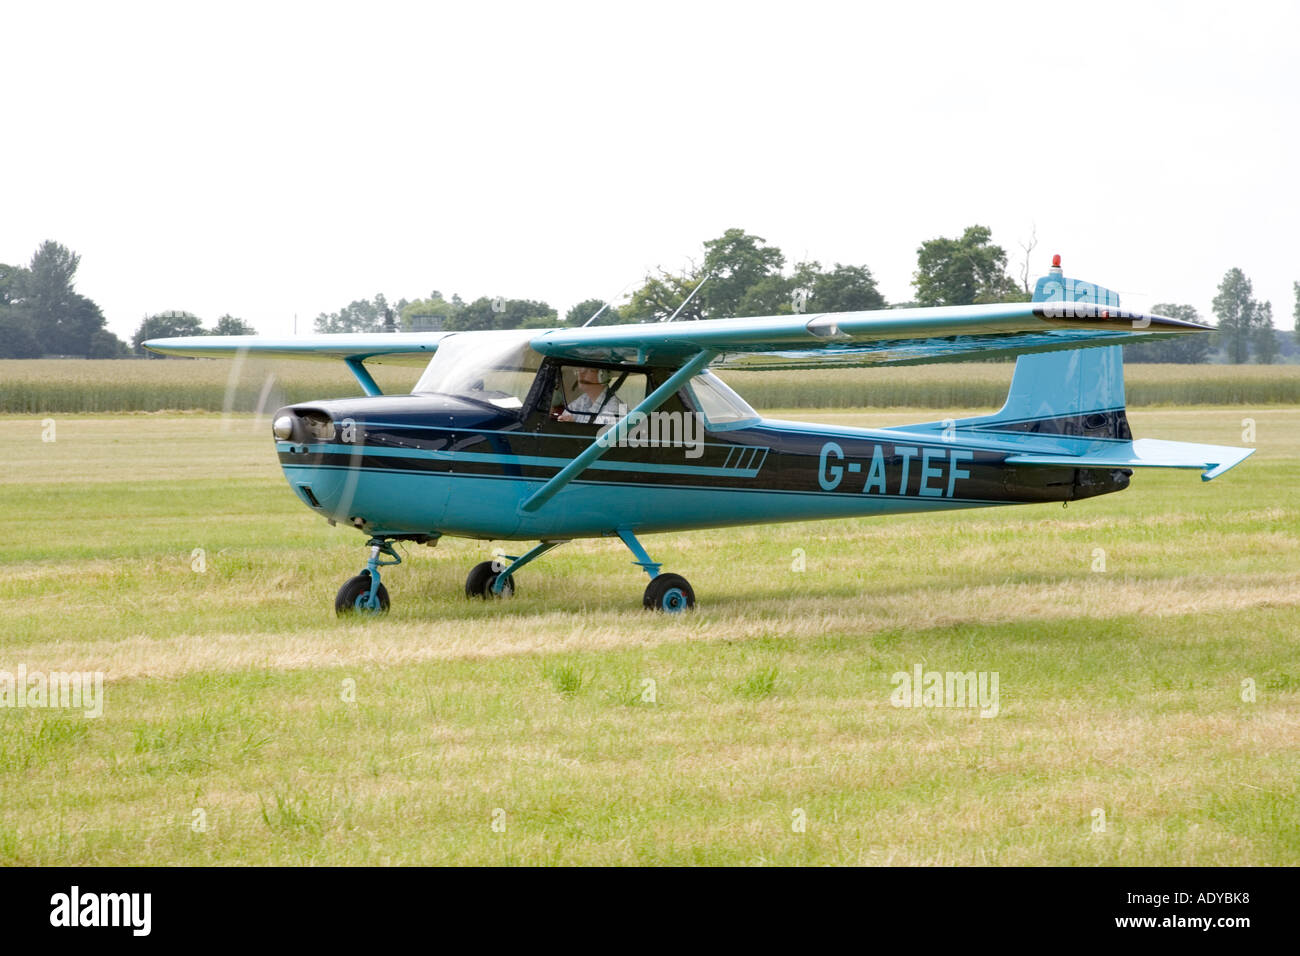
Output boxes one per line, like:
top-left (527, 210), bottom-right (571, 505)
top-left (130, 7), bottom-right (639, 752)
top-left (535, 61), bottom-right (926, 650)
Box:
top-left (465, 560), bottom-right (516, 599)
top-left (335, 572), bottom-right (390, 616)
top-left (643, 573), bottom-right (695, 613)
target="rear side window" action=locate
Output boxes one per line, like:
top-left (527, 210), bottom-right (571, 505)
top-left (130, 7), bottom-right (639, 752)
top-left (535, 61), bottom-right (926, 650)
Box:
top-left (685, 371), bottom-right (759, 426)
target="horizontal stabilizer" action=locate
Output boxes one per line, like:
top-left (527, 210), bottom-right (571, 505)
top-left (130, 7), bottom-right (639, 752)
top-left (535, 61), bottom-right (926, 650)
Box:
top-left (1005, 439), bottom-right (1255, 481)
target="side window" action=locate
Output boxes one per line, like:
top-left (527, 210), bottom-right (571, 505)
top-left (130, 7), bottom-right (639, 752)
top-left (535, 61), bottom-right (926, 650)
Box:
top-left (548, 364), bottom-right (647, 426)
top-left (682, 370), bottom-right (759, 426)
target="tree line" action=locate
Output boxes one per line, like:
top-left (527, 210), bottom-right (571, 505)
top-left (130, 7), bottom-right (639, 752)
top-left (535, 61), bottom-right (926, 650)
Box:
top-left (316, 226), bottom-right (1295, 365)
top-left (0, 242), bottom-right (125, 358)
top-left (0, 241), bottom-right (256, 359)
top-left (3, 231), bottom-right (1296, 363)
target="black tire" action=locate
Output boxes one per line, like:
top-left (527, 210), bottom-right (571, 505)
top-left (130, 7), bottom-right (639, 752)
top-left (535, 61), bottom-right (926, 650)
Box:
top-left (643, 573), bottom-right (695, 613)
top-left (465, 560), bottom-right (516, 599)
top-left (335, 572), bottom-right (390, 616)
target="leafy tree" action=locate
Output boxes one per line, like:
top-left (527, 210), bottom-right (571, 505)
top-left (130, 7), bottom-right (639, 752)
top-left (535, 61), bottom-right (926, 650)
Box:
top-left (1251, 300), bottom-right (1278, 364)
top-left (0, 262), bottom-right (24, 305)
top-left (402, 292), bottom-right (459, 331)
top-left (0, 308), bottom-right (41, 358)
top-left (912, 225), bottom-right (1023, 306)
top-left (445, 297), bottom-right (556, 331)
top-left (1211, 268), bottom-right (1258, 364)
top-left (808, 262), bottom-right (887, 313)
top-left (624, 234), bottom-right (888, 322)
top-left (314, 294), bottom-right (398, 333)
top-left (24, 241), bottom-right (80, 307)
top-left (132, 312), bottom-right (205, 356)
top-left (518, 313), bottom-right (562, 329)
top-left (210, 314), bottom-right (257, 335)
top-left (771, 259), bottom-right (889, 315)
top-left (736, 273), bottom-right (795, 316)
top-left (1121, 303), bottom-right (1212, 363)
top-left (0, 262), bottom-right (36, 357)
top-left (700, 229), bottom-right (785, 318)
top-left (565, 298), bottom-right (620, 327)
top-left (87, 329), bottom-right (131, 358)
top-left (1, 241), bottom-right (111, 356)
top-left (1293, 281), bottom-right (1299, 345)
top-left (623, 267), bottom-right (705, 323)
top-left (624, 229), bottom-right (788, 322)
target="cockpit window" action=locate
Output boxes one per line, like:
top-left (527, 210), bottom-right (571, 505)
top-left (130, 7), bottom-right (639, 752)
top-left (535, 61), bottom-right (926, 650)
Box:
top-left (550, 364), bottom-right (647, 426)
top-left (412, 331), bottom-right (542, 411)
top-left (685, 370), bottom-right (759, 426)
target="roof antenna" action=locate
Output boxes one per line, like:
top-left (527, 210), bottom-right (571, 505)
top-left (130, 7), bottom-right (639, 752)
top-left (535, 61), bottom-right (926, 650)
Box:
top-left (664, 273), bottom-right (710, 323)
top-left (581, 302), bottom-right (612, 328)
top-left (580, 278), bottom-right (641, 328)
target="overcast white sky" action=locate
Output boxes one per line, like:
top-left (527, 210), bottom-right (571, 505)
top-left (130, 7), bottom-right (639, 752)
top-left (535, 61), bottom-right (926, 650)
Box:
top-left (2, 0), bottom-right (1297, 340)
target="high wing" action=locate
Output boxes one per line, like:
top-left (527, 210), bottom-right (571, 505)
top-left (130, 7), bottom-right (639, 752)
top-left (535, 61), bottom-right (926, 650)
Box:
top-left (529, 302), bottom-right (1208, 369)
top-left (142, 332), bottom-right (451, 367)
top-left (144, 302), bottom-right (1205, 372)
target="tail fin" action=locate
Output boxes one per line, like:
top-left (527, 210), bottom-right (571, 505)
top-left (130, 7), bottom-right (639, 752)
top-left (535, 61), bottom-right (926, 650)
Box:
top-left (941, 257), bottom-right (1252, 480)
top-left (977, 258), bottom-right (1130, 440)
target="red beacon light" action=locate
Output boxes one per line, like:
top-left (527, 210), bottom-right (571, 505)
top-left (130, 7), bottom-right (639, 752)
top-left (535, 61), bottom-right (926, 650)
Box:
top-left (1051, 254), bottom-right (1062, 268)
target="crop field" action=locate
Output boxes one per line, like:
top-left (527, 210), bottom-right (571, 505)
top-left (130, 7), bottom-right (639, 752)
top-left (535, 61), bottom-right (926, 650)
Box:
top-left (3, 359), bottom-right (1299, 413)
top-left (0, 405), bottom-right (1296, 865)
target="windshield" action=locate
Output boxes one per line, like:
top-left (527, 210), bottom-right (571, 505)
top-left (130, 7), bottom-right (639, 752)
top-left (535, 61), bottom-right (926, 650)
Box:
top-left (412, 331), bottom-right (542, 410)
top-left (686, 370), bottom-right (759, 426)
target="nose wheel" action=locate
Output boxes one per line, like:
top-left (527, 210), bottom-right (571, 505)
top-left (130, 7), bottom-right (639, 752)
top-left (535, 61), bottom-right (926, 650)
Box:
top-left (335, 572), bottom-right (390, 615)
top-left (335, 537), bottom-right (400, 617)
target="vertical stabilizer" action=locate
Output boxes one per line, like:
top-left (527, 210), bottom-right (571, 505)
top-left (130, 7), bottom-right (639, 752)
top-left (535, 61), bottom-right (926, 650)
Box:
top-left (976, 256), bottom-right (1130, 439)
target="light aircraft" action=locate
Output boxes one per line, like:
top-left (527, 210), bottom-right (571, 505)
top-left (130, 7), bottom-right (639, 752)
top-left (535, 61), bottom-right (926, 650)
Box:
top-left (145, 257), bottom-right (1252, 616)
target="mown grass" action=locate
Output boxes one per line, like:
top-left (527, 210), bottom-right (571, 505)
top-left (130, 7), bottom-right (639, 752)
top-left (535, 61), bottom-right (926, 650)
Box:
top-left (3, 359), bottom-right (1299, 413)
top-left (0, 408), bottom-right (1295, 865)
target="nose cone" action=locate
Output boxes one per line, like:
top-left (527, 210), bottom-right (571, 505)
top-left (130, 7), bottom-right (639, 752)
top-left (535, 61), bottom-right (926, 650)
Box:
top-left (273, 415), bottom-right (295, 440)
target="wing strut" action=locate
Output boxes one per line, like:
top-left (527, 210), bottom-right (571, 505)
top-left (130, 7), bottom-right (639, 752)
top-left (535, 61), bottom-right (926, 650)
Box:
top-left (519, 349), bottom-right (716, 513)
top-left (345, 357), bottom-right (383, 397)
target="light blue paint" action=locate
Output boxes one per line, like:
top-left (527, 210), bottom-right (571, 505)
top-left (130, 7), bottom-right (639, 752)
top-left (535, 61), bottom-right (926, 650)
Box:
top-left (490, 540), bottom-right (565, 594)
top-left (616, 529), bottom-right (661, 579)
top-left (345, 357), bottom-right (383, 397)
top-left (281, 462), bottom-right (1007, 541)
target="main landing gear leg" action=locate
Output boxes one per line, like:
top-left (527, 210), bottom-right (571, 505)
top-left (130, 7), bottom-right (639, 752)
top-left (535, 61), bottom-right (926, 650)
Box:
top-left (335, 537), bottom-right (401, 616)
top-left (465, 540), bottom-right (569, 599)
top-left (617, 529), bottom-right (695, 613)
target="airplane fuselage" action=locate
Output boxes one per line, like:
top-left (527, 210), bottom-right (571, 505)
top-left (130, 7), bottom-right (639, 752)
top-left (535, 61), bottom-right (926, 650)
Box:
top-left (273, 392), bottom-right (1132, 542)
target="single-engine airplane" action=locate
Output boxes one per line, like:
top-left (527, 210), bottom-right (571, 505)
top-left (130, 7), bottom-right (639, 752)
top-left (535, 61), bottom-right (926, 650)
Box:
top-left (146, 257), bottom-right (1252, 616)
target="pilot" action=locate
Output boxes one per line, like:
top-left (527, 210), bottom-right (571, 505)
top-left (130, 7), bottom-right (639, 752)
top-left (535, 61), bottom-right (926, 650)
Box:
top-left (559, 367), bottom-right (627, 425)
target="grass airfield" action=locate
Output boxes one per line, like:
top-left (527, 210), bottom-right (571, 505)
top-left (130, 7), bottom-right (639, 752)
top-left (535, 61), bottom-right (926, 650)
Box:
top-left (0, 407), bottom-right (1297, 865)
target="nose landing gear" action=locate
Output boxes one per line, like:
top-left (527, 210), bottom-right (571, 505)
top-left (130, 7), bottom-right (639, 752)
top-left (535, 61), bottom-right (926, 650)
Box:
top-left (335, 537), bottom-right (401, 616)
